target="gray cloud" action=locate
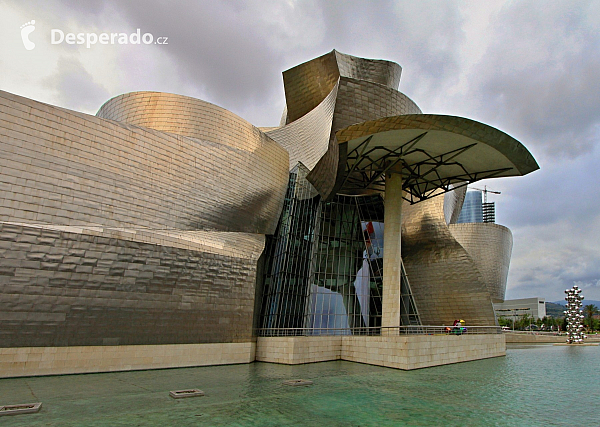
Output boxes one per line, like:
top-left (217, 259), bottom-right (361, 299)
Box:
top-left (3, 0), bottom-right (600, 302)
top-left (498, 147), bottom-right (600, 228)
top-left (94, 0), bottom-right (304, 125)
top-left (43, 56), bottom-right (110, 112)
top-left (50, 0), bottom-right (468, 124)
top-left (466, 0), bottom-right (600, 158)
top-left (317, 0), bottom-right (466, 111)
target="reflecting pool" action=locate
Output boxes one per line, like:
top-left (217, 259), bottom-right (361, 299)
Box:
top-left (0, 344), bottom-right (598, 426)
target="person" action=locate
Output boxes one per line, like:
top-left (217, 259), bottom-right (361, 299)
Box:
top-left (452, 319), bottom-right (461, 335)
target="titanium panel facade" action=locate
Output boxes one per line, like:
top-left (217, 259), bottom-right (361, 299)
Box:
top-left (0, 88), bottom-right (287, 348)
top-left (0, 222), bottom-right (264, 347)
top-left (275, 50), bottom-right (422, 200)
top-left (443, 185), bottom-right (467, 225)
top-left (259, 51), bottom-right (427, 333)
top-left (449, 223), bottom-right (513, 302)
top-left (97, 91), bottom-right (275, 154)
top-left (333, 50), bottom-right (402, 89)
top-left (266, 83), bottom-right (339, 170)
top-left (332, 77), bottom-right (421, 131)
top-left (0, 90), bottom-right (288, 234)
top-left (402, 192), bottom-right (498, 326)
top-left (282, 52), bottom-right (340, 124)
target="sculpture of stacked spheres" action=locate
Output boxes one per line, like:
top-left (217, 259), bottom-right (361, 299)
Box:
top-left (564, 285), bottom-right (586, 344)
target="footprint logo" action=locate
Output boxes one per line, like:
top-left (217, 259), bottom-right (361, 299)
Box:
top-left (20, 20), bottom-right (36, 50)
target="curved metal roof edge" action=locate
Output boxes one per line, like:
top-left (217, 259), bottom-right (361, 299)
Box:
top-left (336, 114), bottom-right (539, 176)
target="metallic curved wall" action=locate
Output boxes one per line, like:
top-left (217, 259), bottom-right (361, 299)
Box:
top-left (332, 77), bottom-right (421, 131)
top-left (443, 186), bottom-right (467, 225)
top-left (0, 90), bottom-right (289, 235)
top-left (280, 48), bottom-right (407, 125)
top-left (316, 78), bottom-right (421, 199)
top-left (334, 50), bottom-right (402, 89)
top-left (97, 91), bottom-right (275, 154)
top-left (266, 83), bottom-right (338, 170)
top-left (282, 51), bottom-right (340, 123)
top-left (0, 49), bottom-right (532, 355)
top-left (401, 192), bottom-right (498, 326)
top-left (449, 223), bottom-right (512, 302)
top-left (276, 50), bottom-right (422, 200)
top-left (0, 88), bottom-right (288, 348)
top-left (0, 222), bottom-right (264, 347)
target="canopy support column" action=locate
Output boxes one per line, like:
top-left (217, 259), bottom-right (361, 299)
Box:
top-left (382, 170), bottom-right (403, 334)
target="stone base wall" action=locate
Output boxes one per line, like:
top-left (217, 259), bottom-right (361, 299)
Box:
top-left (255, 336), bottom-right (342, 364)
top-left (342, 335), bottom-right (505, 369)
top-left (0, 342), bottom-right (255, 378)
top-left (256, 334), bottom-right (505, 370)
top-left (1, 335), bottom-right (506, 378)
top-left (504, 333), bottom-right (567, 343)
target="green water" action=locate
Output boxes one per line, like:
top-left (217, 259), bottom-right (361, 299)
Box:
top-left (0, 344), bottom-right (598, 426)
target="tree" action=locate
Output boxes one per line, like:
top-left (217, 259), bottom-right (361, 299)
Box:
top-left (515, 314), bottom-right (533, 330)
top-left (583, 304), bottom-right (598, 332)
top-left (541, 316), bottom-right (562, 331)
top-left (498, 316), bottom-right (513, 328)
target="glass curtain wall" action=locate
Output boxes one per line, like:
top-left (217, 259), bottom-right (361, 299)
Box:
top-left (399, 261), bottom-right (421, 326)
top-left (259, 164), bottom-right (321, 334)
top-left (308, 195), bottom-right (385, 334)
top-left (259, 170), bottom-right (421, 336)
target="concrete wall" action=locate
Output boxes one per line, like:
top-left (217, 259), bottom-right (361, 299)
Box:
top-left (2, 334), bottom-right (506, 378)
top-left (255, 336), bottom-right (342, 365)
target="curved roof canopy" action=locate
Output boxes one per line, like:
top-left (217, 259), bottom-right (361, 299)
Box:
top-left (336, 114), bottom-right (539, 203)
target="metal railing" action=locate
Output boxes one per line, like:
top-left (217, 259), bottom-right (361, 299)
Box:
top-left (256, 325), bottom-right (502, 337)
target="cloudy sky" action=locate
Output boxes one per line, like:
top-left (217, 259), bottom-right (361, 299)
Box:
top-left (1, 0), bottom-right (599, 302)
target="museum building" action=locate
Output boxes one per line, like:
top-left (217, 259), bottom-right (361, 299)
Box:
top-left (0, 51), bottom-right (538, 377)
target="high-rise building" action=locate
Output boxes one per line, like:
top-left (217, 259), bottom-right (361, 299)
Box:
top-left (457, 189), bottom-right (498, 224)
top-left (457, 190), bottom-right (484, 223)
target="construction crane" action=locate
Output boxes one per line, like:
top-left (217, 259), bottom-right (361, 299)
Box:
top-left (470, 185), bottom-right (501, 204)
top-left (470, 186), bottom-right (501, 223)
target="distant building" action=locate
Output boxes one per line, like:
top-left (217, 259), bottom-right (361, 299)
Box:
top-left (493, 298), bottom-right (547, 320)
top-left (457, 190), bottom-right (483, 223)
top-left (457, 190), bottom-right (497, 224)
